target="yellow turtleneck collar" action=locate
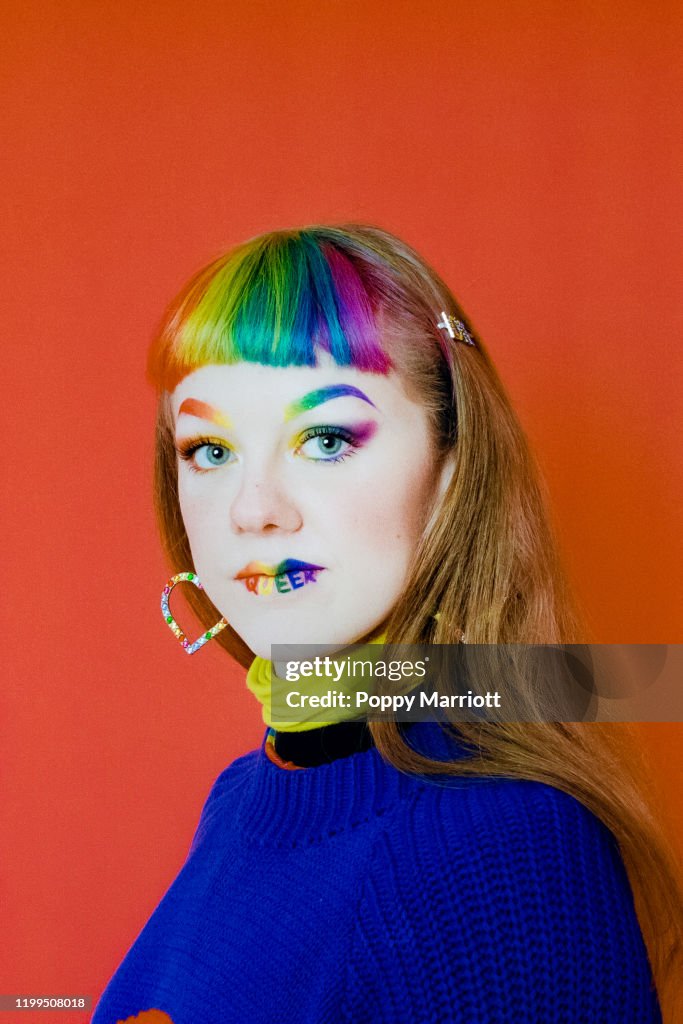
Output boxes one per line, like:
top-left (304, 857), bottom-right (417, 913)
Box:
top-left (246, 633), bottom-right (389, 732)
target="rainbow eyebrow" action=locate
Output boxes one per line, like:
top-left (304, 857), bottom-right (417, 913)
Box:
top-left (284, 384), bottom-right (377, 422)
top-left (177, 398), bottom-right (233, 429)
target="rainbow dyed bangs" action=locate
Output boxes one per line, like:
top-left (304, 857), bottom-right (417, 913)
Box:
top-left (147, 229), bottom-right (394, 393)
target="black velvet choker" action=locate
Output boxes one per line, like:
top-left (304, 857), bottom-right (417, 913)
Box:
top-left (272, 719), bottom-right (375, 767)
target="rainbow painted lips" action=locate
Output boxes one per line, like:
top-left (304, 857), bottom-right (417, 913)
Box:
top-left (235, 559), bottom-right (325, 596)
top-left (161, 572), bottom-right (228, 654)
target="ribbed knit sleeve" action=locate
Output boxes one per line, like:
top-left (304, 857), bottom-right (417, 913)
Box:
top-left (339, 778), bottom-right (662, 1024)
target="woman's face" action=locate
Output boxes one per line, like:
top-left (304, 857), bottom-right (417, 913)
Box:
top-left (171, 355), bottom-right (449, 659)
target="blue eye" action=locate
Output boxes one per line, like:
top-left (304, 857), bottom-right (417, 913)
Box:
top-left (297, 426), bottom-right (358, 463)
top-left (175, 438), bottom-right (235, 473)
top-left (197, 444), bottom-right (233, 469)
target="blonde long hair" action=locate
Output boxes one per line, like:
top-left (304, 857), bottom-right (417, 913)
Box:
top-left (148, 224), bottom-right (682, 1016)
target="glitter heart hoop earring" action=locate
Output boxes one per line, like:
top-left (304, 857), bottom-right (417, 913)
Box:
top-left (161, 572), bottom-right (228, 655)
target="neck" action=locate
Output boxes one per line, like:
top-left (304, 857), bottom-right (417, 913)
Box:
top-left (246, 631), bottom-right (389, 732)
top-left (268, 719), bottom-right (376, 767)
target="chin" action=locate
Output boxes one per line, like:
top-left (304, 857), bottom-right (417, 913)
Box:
top-left (246, 631), bottom-right (342, 661)
top-left (237, 617), bottom-right (372, 661)
top-left (241, 622), bottom-right (389, 663)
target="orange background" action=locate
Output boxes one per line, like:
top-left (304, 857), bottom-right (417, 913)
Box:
top-left (2, 0), bottom-right (681, 1016)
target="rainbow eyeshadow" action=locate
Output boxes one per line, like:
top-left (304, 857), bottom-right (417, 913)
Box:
top-left (283, 384), bottom-right (377, 422)
top-left (177, 398), bottom-right (233, 429)
top-left (287, 419), bottom-right (378, 453)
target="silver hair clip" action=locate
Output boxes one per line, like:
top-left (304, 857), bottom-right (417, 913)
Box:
top-left (436, 311), bottom-right (476, 346)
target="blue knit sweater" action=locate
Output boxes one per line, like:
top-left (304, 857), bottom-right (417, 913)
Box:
top-left (92, 722), bottom-right (662, 1023)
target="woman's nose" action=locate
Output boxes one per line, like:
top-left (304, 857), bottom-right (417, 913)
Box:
top-left (229, 466), bottom-right (303, 534)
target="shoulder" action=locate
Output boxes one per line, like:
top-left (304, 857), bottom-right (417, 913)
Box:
top-left (187, 748), bottom-right (260, 854)
top-left (395, 723), bottom-right (625, 881)
top-left (201, 748), bottom-right (261, 808)
top-left (342, 773), bottom-right (661, 1021)
top-left (409, 771), bottom-right (620, 870)
top-left (395, 772), bottom-right (637, 929)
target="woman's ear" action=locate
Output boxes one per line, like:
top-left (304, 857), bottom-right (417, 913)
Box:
top-left (436, 453), bottom-right (456, 503)
top-left (423, 454), bottom-right (456, 535)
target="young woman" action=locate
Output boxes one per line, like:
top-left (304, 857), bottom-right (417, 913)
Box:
top-left (92, 225), bottom-right (681, 1023)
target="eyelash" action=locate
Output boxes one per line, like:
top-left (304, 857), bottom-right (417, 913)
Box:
top-left (298, 425), bottom-right (360, 464)
top-left (174, 436), bottom-right (234, 474)
top-left (174, 426), bottom-right (362, 474)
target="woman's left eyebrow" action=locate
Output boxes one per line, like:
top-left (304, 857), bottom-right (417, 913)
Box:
top-left (177, 398), bottom-right (233, 429)
top-left (284, 384), bottom-right (378, 422)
